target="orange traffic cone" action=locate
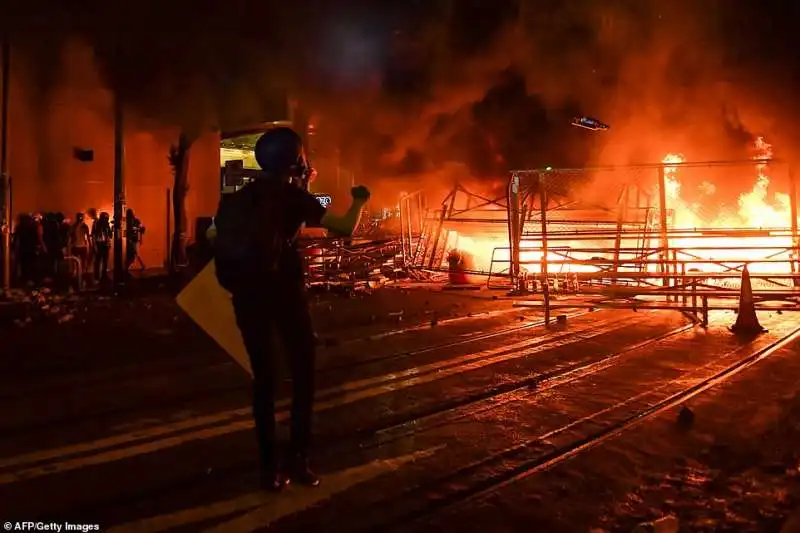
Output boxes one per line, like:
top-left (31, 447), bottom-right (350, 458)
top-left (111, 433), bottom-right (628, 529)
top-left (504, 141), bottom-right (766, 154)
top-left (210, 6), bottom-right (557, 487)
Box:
top-left (730, 265), bottom-right (766, 335)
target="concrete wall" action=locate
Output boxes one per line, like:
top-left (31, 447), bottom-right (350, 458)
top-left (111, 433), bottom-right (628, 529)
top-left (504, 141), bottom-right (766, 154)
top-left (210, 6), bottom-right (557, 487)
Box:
top-left (5, 40), bottom-right (221, 269)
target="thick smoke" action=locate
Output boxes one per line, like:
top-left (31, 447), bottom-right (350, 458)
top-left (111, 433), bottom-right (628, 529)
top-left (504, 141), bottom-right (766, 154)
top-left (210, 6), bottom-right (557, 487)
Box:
top-left (5, 1), bottom-right (315, 136)
top-left (5, 0), bottom-right (799, 198)
top-left (307, 0), bottom-right (800, 202)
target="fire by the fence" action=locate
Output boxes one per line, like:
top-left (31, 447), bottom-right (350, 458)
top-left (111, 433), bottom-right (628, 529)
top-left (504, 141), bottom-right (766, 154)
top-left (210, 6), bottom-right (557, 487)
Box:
top-left (445, 233), bottom-right (602, 275)
top-left (436, 136), bottom-right (796, 278)
top-left (663, 137), bottom-right (794, 274)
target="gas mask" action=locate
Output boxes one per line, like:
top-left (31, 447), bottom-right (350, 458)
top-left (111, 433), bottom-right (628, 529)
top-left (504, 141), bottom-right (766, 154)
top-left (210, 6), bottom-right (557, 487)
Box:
top-left (288, 151), bottom-right (316, 191)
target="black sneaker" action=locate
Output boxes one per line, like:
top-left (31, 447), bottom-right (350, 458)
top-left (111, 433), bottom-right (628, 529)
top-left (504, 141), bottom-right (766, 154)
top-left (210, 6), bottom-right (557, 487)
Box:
top-left (283, 455), bottom-right (320, 487)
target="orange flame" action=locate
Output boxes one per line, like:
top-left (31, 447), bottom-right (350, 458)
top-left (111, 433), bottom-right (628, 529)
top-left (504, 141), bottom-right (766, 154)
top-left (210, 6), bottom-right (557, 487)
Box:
top-left (663, 137), bottom-right (793, 273)
top-left (441, 137), bottom-right (794, 279)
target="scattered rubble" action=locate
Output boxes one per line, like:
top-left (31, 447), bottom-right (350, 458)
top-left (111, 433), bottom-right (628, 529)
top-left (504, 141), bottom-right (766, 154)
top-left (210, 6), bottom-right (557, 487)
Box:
top-left (1, 286), bottom-right (90, 327)
top-left (630, 515), bottom-right (678, 533)
top-left (600, 450), bottom-right (800, 532)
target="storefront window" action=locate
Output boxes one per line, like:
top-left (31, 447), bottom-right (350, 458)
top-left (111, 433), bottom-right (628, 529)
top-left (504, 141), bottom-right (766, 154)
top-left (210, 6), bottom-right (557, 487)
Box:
top-left (220, 134), bottom-right (262, 169)
top-left (220, 147), bottom-right (259, 169)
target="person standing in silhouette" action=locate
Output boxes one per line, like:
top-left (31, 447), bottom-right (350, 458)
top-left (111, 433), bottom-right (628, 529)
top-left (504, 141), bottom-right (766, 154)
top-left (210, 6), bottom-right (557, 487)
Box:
top-left (92, 212), bottom-right (112, 283)
top-left (209, 127), bottom-right (370, 491)
top-left (71, 213), bottom-right (91, 281)
top-left (124, 208), bottom-right (146, 273)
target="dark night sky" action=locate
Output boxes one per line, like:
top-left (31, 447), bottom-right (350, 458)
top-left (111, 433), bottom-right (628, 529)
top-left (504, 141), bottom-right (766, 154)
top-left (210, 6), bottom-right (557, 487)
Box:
top-left (4, 0), bottom-right (800, 179)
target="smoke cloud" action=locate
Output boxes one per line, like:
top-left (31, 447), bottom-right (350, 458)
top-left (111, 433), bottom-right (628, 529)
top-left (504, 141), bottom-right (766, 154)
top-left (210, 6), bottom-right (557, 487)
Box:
top-left (5, 0), bottom-right (799, 195)
top-left (307, 0), bottom-right (800, 195)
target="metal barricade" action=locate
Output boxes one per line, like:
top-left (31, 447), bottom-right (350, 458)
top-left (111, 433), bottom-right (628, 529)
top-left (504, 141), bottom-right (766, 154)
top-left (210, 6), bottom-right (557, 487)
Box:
top-left (60, 255), bottom-right (83, 291)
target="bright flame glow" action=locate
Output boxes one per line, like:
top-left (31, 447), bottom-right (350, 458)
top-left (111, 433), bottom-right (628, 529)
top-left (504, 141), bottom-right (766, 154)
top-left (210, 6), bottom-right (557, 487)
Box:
top-left (663, 138), bottom-right (793, 274)
top-left (438, 137), bottom-right (795, 279)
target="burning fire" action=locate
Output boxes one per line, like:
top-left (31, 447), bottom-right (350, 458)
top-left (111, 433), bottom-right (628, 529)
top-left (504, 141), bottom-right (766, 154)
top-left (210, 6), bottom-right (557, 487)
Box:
top-left (663, 139), bottom-right (791, 230)
top-left (441, 137), bottom-right (796, 279)
top-left (663, 137), bottom-right (794, 274)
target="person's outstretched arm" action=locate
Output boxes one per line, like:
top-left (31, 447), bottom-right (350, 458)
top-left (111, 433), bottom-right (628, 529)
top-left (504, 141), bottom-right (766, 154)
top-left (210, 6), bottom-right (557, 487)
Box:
top-left (320, 186), bottom-right (370, 237)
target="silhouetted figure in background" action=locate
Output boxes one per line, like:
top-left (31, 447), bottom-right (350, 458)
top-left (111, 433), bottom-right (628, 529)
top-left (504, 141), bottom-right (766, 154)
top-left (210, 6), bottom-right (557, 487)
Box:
top-left (32, 213), bottom-right (46, 283)
top-left (86, 208), bottom-right (98, 277)
top-left (86, 208), bottom-right (98, 233)
top-left (55, 212), bottom-right (70, 282)
top-left (57, 213), bottom-right (70, 252)
top-left (14, 213), bottom-right (38, 285)
top-left (92, 212), bottom-right (112, 283)
top-left (42, 213), bottom-right (62, 280)
top-left (125, 208), bottom-right (146, 273)
top-left (71, 213), bottom-right (91, 279)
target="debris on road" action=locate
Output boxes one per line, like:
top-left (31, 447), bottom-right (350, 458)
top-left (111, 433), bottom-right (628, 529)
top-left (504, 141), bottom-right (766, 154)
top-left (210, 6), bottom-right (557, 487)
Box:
top-left (57, 313), bottom-right (75, 324)
top-left (630, 515), bottom-right (678, 533)
top-left (2, 287), bottom-right (90, 327)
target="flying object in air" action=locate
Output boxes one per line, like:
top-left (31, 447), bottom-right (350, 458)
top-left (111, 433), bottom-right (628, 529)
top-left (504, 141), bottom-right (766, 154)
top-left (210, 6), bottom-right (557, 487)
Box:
top-left (571, 116), bottom-right (610, 131)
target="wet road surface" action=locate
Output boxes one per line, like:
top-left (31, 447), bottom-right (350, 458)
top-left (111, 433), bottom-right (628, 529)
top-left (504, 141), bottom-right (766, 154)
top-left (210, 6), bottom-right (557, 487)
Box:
top-left (1, 291), bottom-right (798, 533)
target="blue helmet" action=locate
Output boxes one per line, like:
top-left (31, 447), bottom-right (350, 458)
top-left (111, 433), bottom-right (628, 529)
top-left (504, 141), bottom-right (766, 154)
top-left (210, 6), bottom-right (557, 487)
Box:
top-left (253, 127), bottom-right (309, 177)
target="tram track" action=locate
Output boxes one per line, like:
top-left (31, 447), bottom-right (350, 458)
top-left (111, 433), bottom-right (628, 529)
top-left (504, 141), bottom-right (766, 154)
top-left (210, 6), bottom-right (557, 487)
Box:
top-left (356, 321), bottom-right (698, 448)
top-left (320, 308), bottom-right (588, 372)
top-left (0, 314), bottom-right (673, 533)
top-left (0, 312), bottom-right (691, 526)
top-left (8, 312), bottom-right (797, 531)
top-left (0, 306), bottom-right (553, 401)
top-left (356, 323), bottom-right (800, 533)
top-left (0, 309), bottom-right (616, 475)
top-left (0, 309), bottom-right (585, 440)
top-left (313, 311), bottom-right (669, 443)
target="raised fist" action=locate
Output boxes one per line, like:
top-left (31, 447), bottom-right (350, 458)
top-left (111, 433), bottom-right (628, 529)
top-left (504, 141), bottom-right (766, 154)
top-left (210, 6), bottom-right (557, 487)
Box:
top-left (351, 185), bottom-right (371, 201)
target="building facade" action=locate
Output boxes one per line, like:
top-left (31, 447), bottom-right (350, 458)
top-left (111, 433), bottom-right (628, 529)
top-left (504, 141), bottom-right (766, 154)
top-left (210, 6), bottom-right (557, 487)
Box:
top-left (5, 40), bottom-right (223, 269)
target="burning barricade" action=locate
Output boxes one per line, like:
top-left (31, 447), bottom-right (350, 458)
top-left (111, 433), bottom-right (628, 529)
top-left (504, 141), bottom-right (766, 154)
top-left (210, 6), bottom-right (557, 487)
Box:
top-left (401, 135), bottom-right (799, 319)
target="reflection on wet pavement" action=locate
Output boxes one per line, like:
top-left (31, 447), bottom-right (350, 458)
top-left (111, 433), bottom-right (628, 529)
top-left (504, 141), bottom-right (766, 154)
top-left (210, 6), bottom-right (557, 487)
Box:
top-left (2, 303), bottom-right (800, 533)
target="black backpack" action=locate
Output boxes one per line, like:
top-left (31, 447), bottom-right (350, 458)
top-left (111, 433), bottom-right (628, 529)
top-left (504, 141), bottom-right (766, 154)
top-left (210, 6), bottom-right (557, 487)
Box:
top-left (212, 183), bottom-right (286, 292)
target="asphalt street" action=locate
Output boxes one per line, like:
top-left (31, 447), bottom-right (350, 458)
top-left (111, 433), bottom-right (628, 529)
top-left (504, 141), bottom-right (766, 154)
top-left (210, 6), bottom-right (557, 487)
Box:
top-left (2, 285), bottom-right (800, 532)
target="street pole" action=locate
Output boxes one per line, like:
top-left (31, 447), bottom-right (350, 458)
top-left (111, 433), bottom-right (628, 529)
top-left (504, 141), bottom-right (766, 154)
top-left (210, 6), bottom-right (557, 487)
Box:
top-left (790, 166), bottom-right (798, 286)
top-left (507, 172), bottom-right (521, 288)
top-left (539, 173), bottom-right (550, 326)
top-left (1, 37), bottom-right (10, 291)
top-left (657, 165), bottom-right (669, 292)
top-left (112, 94), bottom-right (125, 288)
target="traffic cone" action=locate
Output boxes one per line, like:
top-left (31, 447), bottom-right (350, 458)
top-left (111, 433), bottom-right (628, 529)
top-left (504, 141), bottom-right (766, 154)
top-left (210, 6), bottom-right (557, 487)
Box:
top-left (730, 265), bottom-right (766, 335)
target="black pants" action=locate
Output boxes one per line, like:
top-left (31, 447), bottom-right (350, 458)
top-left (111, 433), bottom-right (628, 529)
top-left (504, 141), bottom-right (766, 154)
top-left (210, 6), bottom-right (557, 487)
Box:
top-left (94, 245), bottom-right (110, 280)
top-left (231, 282), bottom-right (317, 470)
top-left (19, 250), bottom-right (39, 283)
top-left (125, 241), bottom-right (144, 271)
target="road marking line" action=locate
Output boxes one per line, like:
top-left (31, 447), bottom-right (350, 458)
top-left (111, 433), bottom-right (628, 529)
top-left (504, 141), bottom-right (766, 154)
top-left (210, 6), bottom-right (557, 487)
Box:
top-left (0, 313), bottom-right (588, 473)
top-left (0, 314), bottom-right (638, 484)
top-left (105, 446), bottom-right (444, 533)
top-left (0, 408), bottom-right (251, 470)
